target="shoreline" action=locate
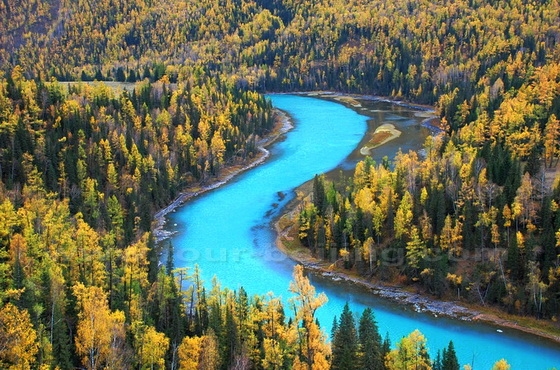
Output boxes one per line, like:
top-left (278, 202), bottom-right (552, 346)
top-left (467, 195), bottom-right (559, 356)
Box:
top-left (152, 91), bottom-right (560, 346)
top-left (152, 108), bottom-right (293, 242)
top-left (275, 210), bottom-right (560, 345)
top-left (273, 198), bottom-right (480, 323)
top-left (271, 92), bottom-right (560, 346)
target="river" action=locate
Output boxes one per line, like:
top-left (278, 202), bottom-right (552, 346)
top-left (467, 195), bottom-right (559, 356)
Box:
top-left (167, 94), bottom-right (560, 369)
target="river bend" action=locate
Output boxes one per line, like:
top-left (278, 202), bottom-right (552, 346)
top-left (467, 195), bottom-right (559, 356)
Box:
top-left (167, 94), bottom-right (560, 368)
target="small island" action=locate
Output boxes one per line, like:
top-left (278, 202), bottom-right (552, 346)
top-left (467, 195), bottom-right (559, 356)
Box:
top-left (359, 123), bottom-right (402, 155)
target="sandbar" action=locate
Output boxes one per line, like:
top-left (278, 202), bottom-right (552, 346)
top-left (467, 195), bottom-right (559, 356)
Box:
top-left (359, 123), bottom-right (401, 155)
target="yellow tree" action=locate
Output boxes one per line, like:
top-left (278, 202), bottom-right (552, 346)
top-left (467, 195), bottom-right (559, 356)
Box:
top-left (492, 359), bottom-right (511, 370)
top-left (177, 329), bottom-right (220, 370)
top-left (135, 325), bottom-right (169, 370)
top-left (385, 329), bottom-right (431, 370)
top-left (178, 335), bottom-right (203, 370)
top-left (260, 294), bottom-right (297, 369)
top-left (406, 226), bottom-right (427, 270)
top-left (73, 283), bottom-right (126, 370)
top-left (210, 131), bottom-right (226, 173)
top-left (122, 233), bottom-right (151, 322)
top-left (395, 151), bottom-right (420, 196)
top-left (439, 215), bottom-right (463, 257)
top-left (0, 303), bottom-right (39, 369)
top-left (394, 191), bottom-right (413, 240)
top-left (362, 237), bottom-right (376, 272)
top-left (289, 265), bottom-right (330, 370)
top-left (0, 199), bottom-right (19, 245)
top-left (262, 338), bottom-right (284, 370)
top-left (75, 213), bottom-right (106, 287)
top-left (544, 114), bottom-right (560, 168)
top-left (199, 329), bottom-right (220, 370)
top-left (513, 173), bottom-right (536, 232)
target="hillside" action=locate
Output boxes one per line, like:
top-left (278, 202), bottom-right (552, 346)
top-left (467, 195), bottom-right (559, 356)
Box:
top-left (0, 0), bottom-right (560, 368)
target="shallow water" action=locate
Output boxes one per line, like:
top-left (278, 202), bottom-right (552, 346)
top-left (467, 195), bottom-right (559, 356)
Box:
top-left (168, 94), bottom-right (560, 369)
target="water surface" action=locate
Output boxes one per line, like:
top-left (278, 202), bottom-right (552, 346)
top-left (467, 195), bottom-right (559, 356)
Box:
top-left (168, 94), bottom-right (560, 369)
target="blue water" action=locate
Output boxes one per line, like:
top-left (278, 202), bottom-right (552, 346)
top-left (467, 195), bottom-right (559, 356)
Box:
top-left (168, 94), bottom-right (560, 369)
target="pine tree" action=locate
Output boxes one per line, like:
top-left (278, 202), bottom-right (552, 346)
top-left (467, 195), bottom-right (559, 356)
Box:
top-left (442, 340), bottom-right (460, 370)
top-left (381, 333), bottom-right (391, 369)
top-left (433, 350), bottom-right (443, 370)
top-left (331, 302), bottom-right (358, 370)
top-left (313, 174), bottom-right (327, 217)
top-left (358, 307), bottom-right (383, 370)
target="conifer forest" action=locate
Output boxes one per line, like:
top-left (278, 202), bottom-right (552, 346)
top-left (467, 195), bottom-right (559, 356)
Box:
top-left (1, 0), bottom-right (560, 368)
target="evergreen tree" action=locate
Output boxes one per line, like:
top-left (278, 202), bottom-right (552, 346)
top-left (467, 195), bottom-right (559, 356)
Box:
top-left (331, 316), bottom-right (338, 342)
top-left (381, 332), bottom-right (391, 369)
top-left (358, 307), bottom-right (383, 370)
top-left (433, 350), bottom-right (443, 370)
top-left (127, 69), bottom-right (137, 83)
top-left (313, 174), bottom-right (327, 217)
top-left (506, 232), bottom-right (522, 282)
top-left (331, 302), bottom-right (359, 370)
top-left (165, 241), bottom-right (175, 276)
top-left (94, 69), bottom-right (104, 81)
top-left (115, 67), bottom-right (126, 82)
top-left (442, 340), bottom-right (460, 370)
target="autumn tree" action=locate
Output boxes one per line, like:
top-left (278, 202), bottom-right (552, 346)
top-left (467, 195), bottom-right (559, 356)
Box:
top-left (394, 191), bottom-right (414, 240)
top-left (0, 303), bottom-right (39, 369)
top-left (492, 359), bottom-right (511, 370)
top-left (134, 325), bottom-right (169, 370)
top-left (73, 283), bottom-right (128, 370)
top-left (122, 233), bottom-right (151, 322)
top-left (289, 265), bottom-right (330, 370)
top-left (198, 329), bottom-right (220, 370)
top-left (543, 114), bottom-right (560, 168)
top-left (386, 330), bottom-right (431, 370)
top-left (178, 335), bottom-right (203, 370)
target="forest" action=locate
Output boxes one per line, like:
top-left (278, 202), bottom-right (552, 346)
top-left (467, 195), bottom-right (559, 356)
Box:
top-left (0, 0), bottom-right (559, 368)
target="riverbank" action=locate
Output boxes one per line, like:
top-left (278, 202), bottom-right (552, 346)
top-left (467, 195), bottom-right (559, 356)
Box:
top-left (153, 91), bottom-right (560, 346)
top-left (270, 93), bottom-right (560, 346)
top-left (153, 108), bottom-right (293, 242)
top-left (274, 194), bottom-right (480, 322)
top-left (275, 204), bottom-right (560, 345)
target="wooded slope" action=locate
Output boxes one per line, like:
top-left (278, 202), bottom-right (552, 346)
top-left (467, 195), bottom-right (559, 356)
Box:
top-left (1, 0), bottom-right (560, 368)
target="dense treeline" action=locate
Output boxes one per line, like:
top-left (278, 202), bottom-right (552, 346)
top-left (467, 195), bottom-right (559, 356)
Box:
top-left (1, 0), bottom-right (560, 114)
top-left (0, 248), bottom-right (506, 370)
top-left (293, 28), bottom-right (560, 317)
top-left (1, 0), bottom-right (560, 368)
top-left (0, 67), bottom-right (272, 243)
top-left (0, 66), bottom-right (274, 367)
top-left (330, 302), bottom-right (466, 370)
top-left (299, 134), bottom-right (560, 318)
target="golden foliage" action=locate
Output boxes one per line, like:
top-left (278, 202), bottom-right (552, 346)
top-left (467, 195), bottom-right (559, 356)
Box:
top-left (0, 303), bottom-right (39, 369)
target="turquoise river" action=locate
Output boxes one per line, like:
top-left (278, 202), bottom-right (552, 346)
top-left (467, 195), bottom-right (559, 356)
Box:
top-left (167, 94), bottom-right (560, 369)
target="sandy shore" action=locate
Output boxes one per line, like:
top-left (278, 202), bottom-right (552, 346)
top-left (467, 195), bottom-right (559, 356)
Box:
top-left (152, 108), bottom-right (293, 242)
